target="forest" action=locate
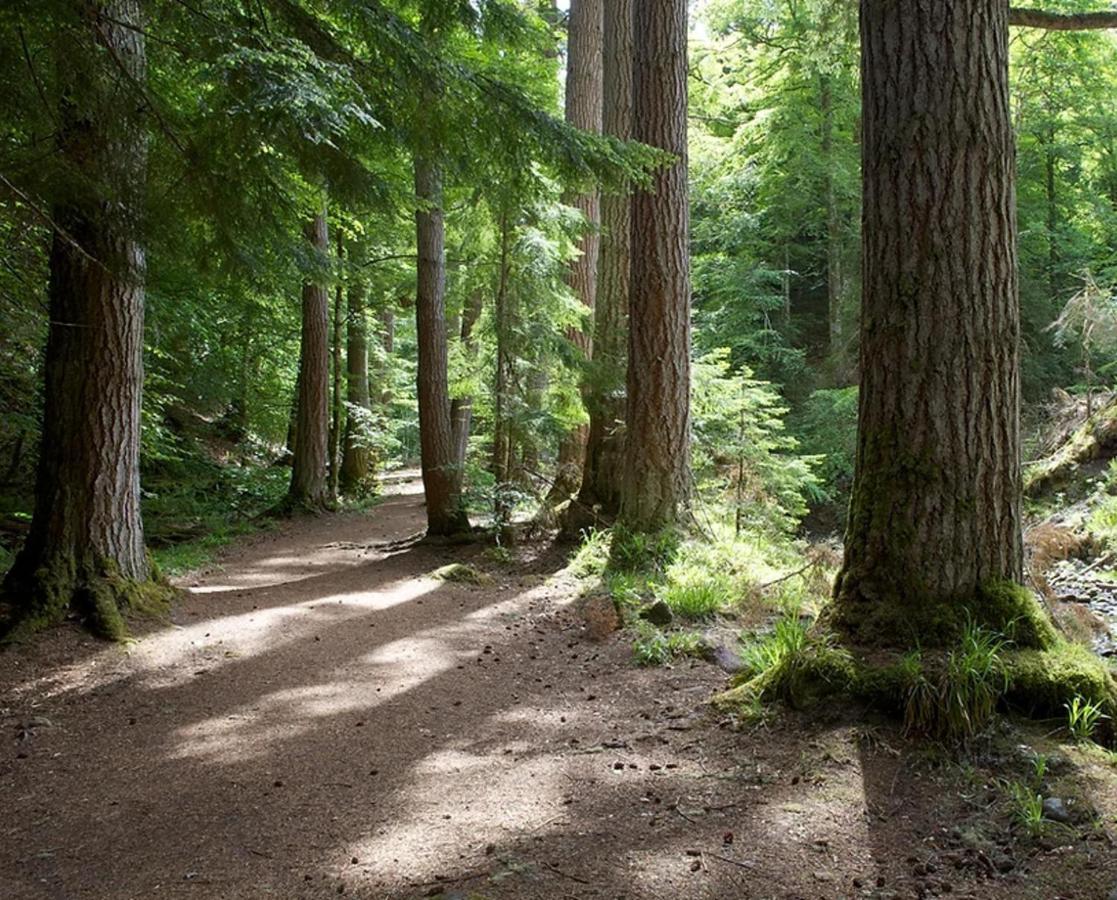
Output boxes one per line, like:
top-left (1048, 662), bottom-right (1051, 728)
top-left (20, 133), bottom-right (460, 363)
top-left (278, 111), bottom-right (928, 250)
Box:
top-left (4, 0), bottom-right (1117, 897)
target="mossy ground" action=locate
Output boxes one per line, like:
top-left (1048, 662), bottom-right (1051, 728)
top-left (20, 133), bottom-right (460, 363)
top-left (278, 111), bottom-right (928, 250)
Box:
top-left (718, 585), bottom-right (1117, 746)
top-left (1, 550), bottom-right (177, 642)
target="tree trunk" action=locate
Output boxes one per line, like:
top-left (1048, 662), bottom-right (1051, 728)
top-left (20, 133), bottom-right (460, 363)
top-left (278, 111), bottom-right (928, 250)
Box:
top-left (491, 209), bottom-right (515, 527)
top-left (832, 0), bottom-right (1025, 644)
top-left (619, 0), bottom-right (692, 533)
top-left (341, 241), bottom-right (371, 492)
top-left (287, 208), bottom-right (332, 511)
top-left (568, 0), bottom-right (632, 532)
top-left (546, 0), bottom-right (604, 506)
top-left (329, 235), bottom-right (344, 501)
top-left (450, 289), bottom-right (482, 474)
top-left (821, 74), bottom-right (844, 359)
top-left (415, 157), bottom-right (470, 536)
top-left (1, 0), bottom-right (167, 640)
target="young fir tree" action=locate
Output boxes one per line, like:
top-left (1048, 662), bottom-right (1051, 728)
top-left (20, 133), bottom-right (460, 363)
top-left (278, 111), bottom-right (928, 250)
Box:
top-left (620, 0), bottom-right (693, 533)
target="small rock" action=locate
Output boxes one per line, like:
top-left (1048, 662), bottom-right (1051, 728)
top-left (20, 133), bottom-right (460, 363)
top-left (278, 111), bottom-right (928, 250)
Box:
top-left (1042, 797), bottom-right (1071, 824)
top-left (638, 599), bottom-right (673, 626)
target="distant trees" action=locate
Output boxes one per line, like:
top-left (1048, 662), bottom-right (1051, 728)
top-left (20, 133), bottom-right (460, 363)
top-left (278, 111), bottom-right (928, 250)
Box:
top-left (341, 241), bottom-right (372, 492)
top-left (620, 0), bottom-right (693, 533)
top-left (1, 0), bottom-right (166, 638)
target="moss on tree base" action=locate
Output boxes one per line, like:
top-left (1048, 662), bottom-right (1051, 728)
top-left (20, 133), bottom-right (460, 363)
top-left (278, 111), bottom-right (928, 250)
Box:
top-left (717, 584), bottom-right (1117, 744)
top-left (1, 552), bottom-right (176, 642)
top-left (825, 580), bottom-right (1059, 650)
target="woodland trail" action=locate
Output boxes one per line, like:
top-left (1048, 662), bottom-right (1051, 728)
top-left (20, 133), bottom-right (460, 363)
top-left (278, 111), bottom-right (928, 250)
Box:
top-left (2, 473), bottom-right (1116, 899)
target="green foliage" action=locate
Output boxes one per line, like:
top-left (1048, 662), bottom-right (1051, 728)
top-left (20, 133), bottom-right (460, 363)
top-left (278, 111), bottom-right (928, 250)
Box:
top-left (1003, 780), bottom-right (1046, 838)
top-left (691, 349), bottom-right (821, 533)
top-left (1066, 694), bottom-right (1108, 742)
top-left (790, 386), bottom-right (858, 512)
top-left (632, 623), bottom-right (707, 667)
top-left (1005, 642), bottom-right (1117, 733)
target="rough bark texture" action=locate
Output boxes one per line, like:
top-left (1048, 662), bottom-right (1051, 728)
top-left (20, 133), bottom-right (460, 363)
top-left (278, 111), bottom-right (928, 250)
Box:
top-left (619, 0), bottom-right (692, 533)
top-left (1008, 8), bottom-right (1117, 30)
top-left (832, 0), bottom-right (1024, 644)
top-left (329, 238), bottom-right (344, 501)
top-left (415, 158), bottom-right (469, 536)
top-left (547, 0), bottom-right (604, 505)
top-left (1, 0), bottom-right (166, 640)
top-left (340, 243), bottom-right (371, 492)
top-left (450, 289), bottom-right (482, 475)
top-left (287, 210), bottom-right (332, 511)
top-left (568, 0), bottom-right (632, 532)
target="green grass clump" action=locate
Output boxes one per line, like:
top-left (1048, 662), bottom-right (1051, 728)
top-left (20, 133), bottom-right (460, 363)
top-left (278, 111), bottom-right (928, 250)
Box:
top-left (1066, 695), bottom-right (1108, 742)
top-left (657, 570), bottom-right (732, 620)
top-left (632, 622), bottom-right (707, 666)
top-left (717, 616), bottom-right (855, 710)
top-left (1003, 780), bottom-right (1046, 837)
top-left (152, 520), bottom-right (266, 577)
top-left (1089, 495), bottom-right (1117, 545)
top-left (609, 525), bottom-right (679, 574)
top-left (567, 528), bottom-right (613, 579)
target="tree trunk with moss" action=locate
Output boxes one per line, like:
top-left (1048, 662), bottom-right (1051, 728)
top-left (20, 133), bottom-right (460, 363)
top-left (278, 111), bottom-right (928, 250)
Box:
top-left (341, 241), bottom-right (371, 492)
top-left (619, 0), bottom-right (692, 533)
top-left (287, 209), bottom-right (332, 511)
top-left (832, 0), bottom-right (1026, 644)
top-left (567, 0), bottom-right (632, 532)
top-left (1, 0), bottom-right (169, 640)
top-left (546, 0), bottom-right (603, 506)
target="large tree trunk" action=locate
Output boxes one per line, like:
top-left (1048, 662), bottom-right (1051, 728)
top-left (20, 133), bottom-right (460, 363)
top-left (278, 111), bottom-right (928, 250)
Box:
top-left (1, 0), bottom-right (166, 640)
top-left (832, 0), bottom-right (1025, 644)
top-left (287, 209), bottom-right (332, 511)
top-left (546, 0), bottom-right (604, 506)
top-left (619, 0), bottom-right (692, 533)
top-left (340, 241), bottom-right (371, 492)
top-left (415, 157), bottom-right (470, 536)
top-left (568, 0), bottom-right (632, 532)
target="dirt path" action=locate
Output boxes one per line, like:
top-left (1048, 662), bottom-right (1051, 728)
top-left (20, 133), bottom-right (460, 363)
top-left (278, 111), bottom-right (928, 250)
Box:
top-left (2, 473), bottom-right (1116, 899)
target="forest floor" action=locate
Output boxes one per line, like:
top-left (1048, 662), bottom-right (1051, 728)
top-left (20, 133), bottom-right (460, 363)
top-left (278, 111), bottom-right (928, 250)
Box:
top-left (3, 472), bottom-right (1117, 899)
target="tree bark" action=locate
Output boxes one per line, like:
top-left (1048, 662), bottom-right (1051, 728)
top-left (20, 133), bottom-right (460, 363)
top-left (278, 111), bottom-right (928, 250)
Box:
top-left (287, 208), bottom-right (332, 511)
top-left (491, 209), bottom-right (515, 527)
top-left (568, 0), bottom-right (632, 532)
top-left (329, 235), bottom-right (344, 501)
top-left (341, 241), bottom-right (371, 492)
top-left (619, 0), bottom-right (692, 533)
top-left (1009, 8), bottom-right (1117, 30)
top-left (2, 0), bottom-right (166, 639)
top-left (450, 289), bottom-right (482, 474)
top-left (547, 0), bottom-right (604, 506)
top-left (415, 157), bottom-right (470, 536)
top-left (832, 0), bottom-right (1025, 644)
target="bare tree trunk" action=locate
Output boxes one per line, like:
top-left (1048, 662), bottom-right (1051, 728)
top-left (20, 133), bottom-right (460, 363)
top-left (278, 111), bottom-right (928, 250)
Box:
top-left (341, 241), bottom-right (371, 492)
top-left (547, 0), bottom-right (604, 506)
top-left (620, 0), bottom-right (692, 533)
top-left (450, 289), bottom-right (482, 474)
top-left (2, 0), bottom-right (168, 639)
top-left (415, 156), bottom-right (470, 536)
top-left (568, 0), bottom-right (632, 533)
top-left (832, 0), bottom-right (1026, 645)
top-left (329, 235), bottom-right (343, 502)
top-left (821, 73), bottom-right (844, 359)
top-left (491, 209), bottom-right (514, 527)
top-left (287, 208), bottom-right (332, 511)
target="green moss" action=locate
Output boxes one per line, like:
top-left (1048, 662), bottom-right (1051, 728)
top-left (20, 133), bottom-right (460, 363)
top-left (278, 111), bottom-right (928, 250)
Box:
top-left (827, 580), bottom-right (1057, 650)
top-left (1005, 643), bottom-right (1117, 728)
top-left (1, 551), bottom-right (175, 643)
top-left (431, 563), bottom-right (491, 586)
